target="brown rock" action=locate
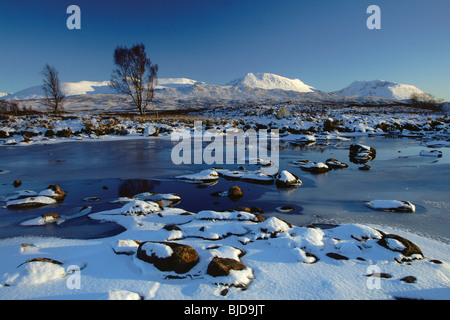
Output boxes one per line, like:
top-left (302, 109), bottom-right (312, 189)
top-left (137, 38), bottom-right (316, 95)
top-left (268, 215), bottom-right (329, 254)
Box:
top-left (377, 233), bottom-right (423, 258)
top-left (227, 185), bottom-right (243, 202)
top-left (45, 185), bottom-right (66, 202)
top-left (254, 214), bottom-right (266, 223)
top-left (18, 257), bottom-right (63, 268)
top-left (207, 257), bottom-right (246, 277)
top-left (137, 241), bottom-right (199, 274)
top-left (13, 180), bottom-right (22, 188)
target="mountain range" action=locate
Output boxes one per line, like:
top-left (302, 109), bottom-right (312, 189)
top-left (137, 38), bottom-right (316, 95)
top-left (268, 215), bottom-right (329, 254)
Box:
top-left (1, 73), bottom-right (432, 107)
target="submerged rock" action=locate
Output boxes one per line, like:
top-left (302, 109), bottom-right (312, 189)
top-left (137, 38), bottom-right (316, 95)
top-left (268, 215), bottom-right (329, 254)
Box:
top-left (227, 185), bottom-right (244, 202)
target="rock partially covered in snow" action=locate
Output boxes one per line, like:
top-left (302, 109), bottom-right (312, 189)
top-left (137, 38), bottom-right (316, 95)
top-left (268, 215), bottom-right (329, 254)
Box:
top-left (143, 125), bottom-right (159, 137)
top-left (419, 150), bottom-right (442, 158)
top-left (20, 212), bottom-right (60, 226)
top-left (136, 241), bottom-right (199, 274)
top-left (111, 239), bottom-right (141, 255)
top-left (366, 200), bottom-right (416, 213)
top-left (325, 158), bottom-right (348, 169)
top-left (349, 144), bottom-right (376, 164)
top-left (121, 200), bottom-right (161, 215)
top-left (377, 233), bottom-right (424, 261)
top-left (4, 258), bottom-right (66, 286)
top-left (275, 170), bottom-right (302, 188)
top-left (6, 196), bottom-right (57, 209)
top-left (300, 161), bottom-right (330, 174)
top-left (257, 217), bottom-right (291, 235)
top-left (206, 256), bottom-right (254, 288)
top-left (176, 169), bottom-right (219, 183)
top-left (39, 185), bottom-right (66, 202)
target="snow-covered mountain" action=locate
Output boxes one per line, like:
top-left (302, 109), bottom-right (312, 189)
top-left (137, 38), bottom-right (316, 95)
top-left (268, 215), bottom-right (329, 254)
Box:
top-left (227, 73), bottom-right (317, 93)
top-left (0, 93), bottom-right (8, 98)
top-left (2, 78), bottom-right (199, 100)
top-left (333, 80), bottom-right (430, 101)
top-left (2, 74), bottom-right (435, 112)
top-left (3, 81), bottom-right (115, 100)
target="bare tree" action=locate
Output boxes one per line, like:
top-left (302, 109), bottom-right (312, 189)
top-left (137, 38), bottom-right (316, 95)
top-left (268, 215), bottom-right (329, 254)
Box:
top-left (110, 43), bottom-right (159, 116)
top-left (41, 64), bottom-right (65, 113)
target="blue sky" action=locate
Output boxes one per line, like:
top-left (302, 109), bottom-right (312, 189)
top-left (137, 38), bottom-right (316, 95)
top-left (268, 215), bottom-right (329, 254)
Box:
top-left (1, 0), bottom-right (449, 100)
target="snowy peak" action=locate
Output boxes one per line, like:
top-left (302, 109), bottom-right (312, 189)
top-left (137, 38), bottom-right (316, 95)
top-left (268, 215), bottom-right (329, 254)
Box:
top-left (227, 73), bottom-right (317, 93)
top-left (334, 80), bottom-right (429, 101)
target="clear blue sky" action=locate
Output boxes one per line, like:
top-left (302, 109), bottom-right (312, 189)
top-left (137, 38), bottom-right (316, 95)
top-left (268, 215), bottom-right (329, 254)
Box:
top-left (1, 0), bottom-right (449, 100)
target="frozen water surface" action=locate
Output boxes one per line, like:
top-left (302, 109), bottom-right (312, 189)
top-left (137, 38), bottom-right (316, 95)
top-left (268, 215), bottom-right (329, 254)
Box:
top-left (0, 136), bottom-right (449, 242)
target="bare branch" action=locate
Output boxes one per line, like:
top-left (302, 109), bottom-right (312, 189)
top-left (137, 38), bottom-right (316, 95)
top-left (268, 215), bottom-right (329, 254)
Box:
top-left (41, 64), bottom-right (65, 113)
top-left (110, 43), bottom-right (158, 115)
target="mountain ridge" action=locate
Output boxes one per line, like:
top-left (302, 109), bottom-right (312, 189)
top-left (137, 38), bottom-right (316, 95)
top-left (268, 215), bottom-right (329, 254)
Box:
top-left (333, 79), bottom-right (430, 101)
top-left (1, 73), bottom-right (430, 105)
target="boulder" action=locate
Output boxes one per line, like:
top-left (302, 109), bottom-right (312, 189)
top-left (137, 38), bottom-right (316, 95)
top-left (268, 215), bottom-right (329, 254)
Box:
top-left (367, 200), bottom-right (415, 213)
top-left (227, 185), bottom-right (244, 202)
top-left (325, 158), bottom-right (348, 169)
top-left (39, 185), bottom-right (66, 202)
top-left (136, 241), bottom-right (199, 274)
top-left (6, 195), bottom-right (57, 209)
top-left (206, 257), bottom-right (246, 277)
top-left (349, 144), bottom-right (376, 164)
top-left (300, 162), bottom-right (330, 174)
top-left (275, 170), bottom-right (302, 188)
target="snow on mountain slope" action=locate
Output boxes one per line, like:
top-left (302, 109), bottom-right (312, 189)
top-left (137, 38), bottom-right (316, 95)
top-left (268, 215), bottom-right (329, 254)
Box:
top-left (157, 78), bottom-right (199, 89)
top-left (3, 81), bottom-right (115, 100)
top-left (334, 80), bottom-right (430, 101)
top-left (3, 78), bottom-right (198, 100)
top-left (0, 93), bottom-right (9, 98)
top-left (227, 73), bottom-right (317, 93)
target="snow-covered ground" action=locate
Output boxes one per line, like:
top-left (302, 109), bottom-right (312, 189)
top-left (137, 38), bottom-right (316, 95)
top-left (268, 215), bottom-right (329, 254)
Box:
top-left (0, 104), bottom-right (448, 147)
top-left (0, 194), bottom-right (449, 300)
